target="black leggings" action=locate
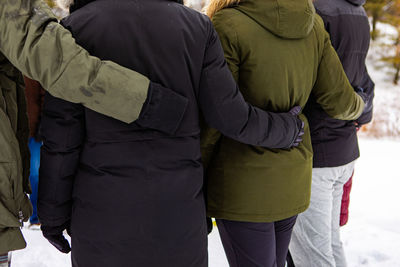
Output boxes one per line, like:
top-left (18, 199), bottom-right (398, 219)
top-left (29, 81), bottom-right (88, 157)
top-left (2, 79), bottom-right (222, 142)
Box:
top-left (216, 215), bottom-right (297, 267)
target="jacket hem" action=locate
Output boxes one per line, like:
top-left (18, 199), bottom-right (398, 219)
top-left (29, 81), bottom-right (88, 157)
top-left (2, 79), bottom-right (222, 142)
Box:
top-left (313, 154), bottom-right (359, 168)
top-left (0, 227), bottom-right (27, 254)
top-left (207, 203), bottom-right (309, 223)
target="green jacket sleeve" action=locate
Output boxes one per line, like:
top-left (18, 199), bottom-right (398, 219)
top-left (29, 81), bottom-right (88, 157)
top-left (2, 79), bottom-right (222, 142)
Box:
top-left (0, 0), bottom-right (187, 128)
top-left (312, 19), bottom-right (365, 121)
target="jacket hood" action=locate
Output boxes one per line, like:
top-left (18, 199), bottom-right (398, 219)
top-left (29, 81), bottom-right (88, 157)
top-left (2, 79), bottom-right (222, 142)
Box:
top-left (235, 0), bottom-right (316, 39)
top-left (345, 0), bottom-right (366, 6)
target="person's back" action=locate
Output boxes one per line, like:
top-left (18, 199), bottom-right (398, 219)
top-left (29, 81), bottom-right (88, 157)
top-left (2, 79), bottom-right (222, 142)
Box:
top-left (42, 1), bottom-right (213, 266)
top-left (201, 1), bottom-right (365, 266)
top-left (64, 0), bottom-right (212, 137)
top-left (204, 0), bottom-right (364, 223)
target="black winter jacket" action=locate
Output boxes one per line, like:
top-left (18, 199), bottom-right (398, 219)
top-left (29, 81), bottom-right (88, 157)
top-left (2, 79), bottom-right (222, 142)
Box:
top-left (37, 0), bottom-right (300, 266)
top-left (305, 0), bottom-right (375, 167)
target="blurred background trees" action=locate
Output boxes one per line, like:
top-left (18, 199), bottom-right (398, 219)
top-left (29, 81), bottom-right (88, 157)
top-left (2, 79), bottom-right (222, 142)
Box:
top-left (364, 0), bottom-right (400, 85)
top-left (365, 0), bottom-right (391, 40)
top-left (376, 0), bottom-right (400, 85)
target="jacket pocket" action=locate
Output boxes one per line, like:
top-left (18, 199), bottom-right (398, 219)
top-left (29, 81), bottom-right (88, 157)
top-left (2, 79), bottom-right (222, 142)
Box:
top-left (0, 161), bottom-right (32, 227)
top-left (0, 162), bottom-right (20, 227)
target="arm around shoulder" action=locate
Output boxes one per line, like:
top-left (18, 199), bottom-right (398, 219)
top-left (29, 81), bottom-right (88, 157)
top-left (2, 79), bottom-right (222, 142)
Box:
top-left (198, 21), bottom-right (301, 149)
top-left (0, 0), bottom-right (188, 130)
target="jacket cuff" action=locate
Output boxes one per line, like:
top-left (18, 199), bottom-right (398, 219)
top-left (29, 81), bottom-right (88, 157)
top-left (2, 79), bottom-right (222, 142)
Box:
top-left (137, 82), bottom-right (188, 135)
top-left (0, 227), bottom-right (26, 254)
top-left (356, 107), bottom-right (373, 126)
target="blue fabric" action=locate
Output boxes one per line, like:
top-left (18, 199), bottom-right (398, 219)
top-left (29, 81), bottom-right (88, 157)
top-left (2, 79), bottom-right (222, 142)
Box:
top-left (28, 138), bottom-right (42, 224)
top-left (0, 253), bottom-right (8, 264)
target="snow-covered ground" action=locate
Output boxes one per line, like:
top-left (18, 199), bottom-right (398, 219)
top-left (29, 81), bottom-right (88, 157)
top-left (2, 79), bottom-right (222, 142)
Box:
top-left (11, 138), bottom-right (400, 267)
top-left (340, 139), bottom-right (400, 267)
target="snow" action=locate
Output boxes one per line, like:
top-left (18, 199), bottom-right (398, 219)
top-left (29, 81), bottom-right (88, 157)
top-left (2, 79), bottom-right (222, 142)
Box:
top-left (10, 138), bottom-right (400, 267)
top-left (11, 230), bottom-right (71, 267)
top-left (340, 139), bottom-right (400, 267)
top-left (359, 22), bottom-right (400, 139)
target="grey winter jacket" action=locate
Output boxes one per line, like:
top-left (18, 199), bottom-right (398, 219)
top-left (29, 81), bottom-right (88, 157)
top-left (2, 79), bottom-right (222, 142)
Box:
top-left (305, 0), bottom-right (375, 167)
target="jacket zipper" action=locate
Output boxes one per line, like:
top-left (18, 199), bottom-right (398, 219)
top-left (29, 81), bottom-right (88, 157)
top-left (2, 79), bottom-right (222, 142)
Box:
top-left (18, 210), bottom-right (24, 228)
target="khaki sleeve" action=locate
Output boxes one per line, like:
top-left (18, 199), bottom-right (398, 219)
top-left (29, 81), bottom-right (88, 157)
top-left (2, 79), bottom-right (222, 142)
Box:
top-left (312, 27), bottom-right (365, 121)
top-left (0, 0), bottom-right (149, 123)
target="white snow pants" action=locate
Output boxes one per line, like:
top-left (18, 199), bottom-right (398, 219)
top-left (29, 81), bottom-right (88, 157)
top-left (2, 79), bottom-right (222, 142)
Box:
top-left (289, 161), bottom-right (356, 267)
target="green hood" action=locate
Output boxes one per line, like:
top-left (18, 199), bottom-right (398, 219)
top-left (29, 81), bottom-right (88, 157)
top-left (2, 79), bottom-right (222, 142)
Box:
top-left (235, 0), bottom-right (316, 39)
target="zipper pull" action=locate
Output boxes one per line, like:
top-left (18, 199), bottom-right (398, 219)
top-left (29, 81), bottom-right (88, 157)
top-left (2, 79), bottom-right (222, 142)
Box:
top-left (18, 211), bottom-right (24, 228)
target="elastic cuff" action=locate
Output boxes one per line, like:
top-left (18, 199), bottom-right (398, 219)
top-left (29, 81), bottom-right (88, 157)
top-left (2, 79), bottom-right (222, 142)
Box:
top-left (137, 82), bottom-right (188, 135)
top-left (0, 254), bottom-right (8, 264)
top-left (282, 113), bottom-right (302, 149)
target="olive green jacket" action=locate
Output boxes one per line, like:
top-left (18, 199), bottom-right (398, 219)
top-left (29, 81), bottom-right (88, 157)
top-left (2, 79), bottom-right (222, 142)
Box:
top-left (0, 0), bottom-right (187, 253)
top-left (202, 0), bottom-right (365, 222)
top-left (0, 56), bottom-right (32, 254)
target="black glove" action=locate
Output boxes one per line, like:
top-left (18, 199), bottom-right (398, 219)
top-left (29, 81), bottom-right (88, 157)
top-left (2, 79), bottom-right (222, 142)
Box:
top-left (41, 222), bottom-right (72, 254)
top-left (286, 106), bottom-right (305, 148)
